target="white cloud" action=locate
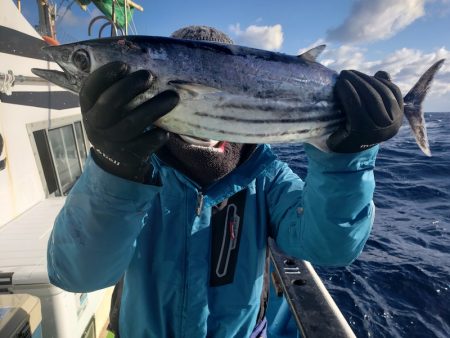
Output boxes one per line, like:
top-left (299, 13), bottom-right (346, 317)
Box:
top-left (319, 45), bottom-right (450, 110)
top-left (326, 0), bottom-right (426, 44)
top-left (319, 45), bottom-right (373, 71)
top-left (229, 24), bottom-right (284, 51)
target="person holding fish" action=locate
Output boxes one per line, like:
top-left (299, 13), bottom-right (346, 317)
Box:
top-left (47, 26), bottom-right (406, 338)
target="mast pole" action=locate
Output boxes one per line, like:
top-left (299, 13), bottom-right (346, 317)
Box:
top-left (111, 0), bottom-right (116, 36)
top-left (124, 0), bottom-right (128, 35)
top-left (36, 0), bottom-right (57, 39)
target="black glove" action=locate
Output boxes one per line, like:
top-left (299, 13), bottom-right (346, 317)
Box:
top-left (80, 61), bottom-right (179, 182)
top-left (327, 70), bottom-right (404, 153)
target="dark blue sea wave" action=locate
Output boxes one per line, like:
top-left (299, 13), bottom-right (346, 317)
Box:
top-left (272, 112), bottom-right (450, 338)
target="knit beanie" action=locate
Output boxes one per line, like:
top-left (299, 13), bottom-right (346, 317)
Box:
top-left (171, 25), bottom-right (234, 44)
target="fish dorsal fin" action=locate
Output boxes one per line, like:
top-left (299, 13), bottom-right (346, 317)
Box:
top-left (168, 80), bottom-right (220, 96)
top-left (298, 45), bottom-right (326, 61)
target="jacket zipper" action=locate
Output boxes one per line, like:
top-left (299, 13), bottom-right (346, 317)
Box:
top-left (195, 193), bottom-right (204, 215)
top-left (181, 191), bottom-right (204, 336)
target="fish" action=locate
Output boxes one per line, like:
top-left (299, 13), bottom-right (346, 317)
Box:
top-left (31, 36), bottom-right (445, 155)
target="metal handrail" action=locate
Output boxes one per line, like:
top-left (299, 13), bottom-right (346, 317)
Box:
top-left (269, 239), bottom-right (356, 338)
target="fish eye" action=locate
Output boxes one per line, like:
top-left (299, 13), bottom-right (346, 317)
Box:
top-left (72, 49), bottom-right (90, 73)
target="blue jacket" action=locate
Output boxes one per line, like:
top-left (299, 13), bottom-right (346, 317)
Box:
top-left (47, 143), bottom-right (378, 338)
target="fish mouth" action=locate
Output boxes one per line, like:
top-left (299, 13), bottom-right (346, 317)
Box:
top-left (31, 68), bottom-right (81, 92)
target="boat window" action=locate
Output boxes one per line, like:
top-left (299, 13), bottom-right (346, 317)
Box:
top-left (30, 119), bottom-right (88, 197)
top-left (74, 121), bottom-right (87, 168)
top-left (33, 129), bottom-right (58, 195)
top-left (48, 125), bottom-right (82, 195)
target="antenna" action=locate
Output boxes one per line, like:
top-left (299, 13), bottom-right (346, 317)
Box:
top-left (36, 0), bottom-right (57, 39)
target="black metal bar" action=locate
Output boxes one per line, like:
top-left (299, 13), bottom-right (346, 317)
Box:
top-left (269, 239), bottom-right (356, 338)
top-left (0, 272), bottom-right (14, 293)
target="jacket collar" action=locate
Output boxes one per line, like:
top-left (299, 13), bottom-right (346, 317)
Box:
top-left (152, 144), bottom-right (277, 206)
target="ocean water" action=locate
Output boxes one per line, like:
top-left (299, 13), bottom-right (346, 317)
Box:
top-left (272, 112), bottom-right (450, 338)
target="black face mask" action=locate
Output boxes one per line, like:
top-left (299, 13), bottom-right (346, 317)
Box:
top-left (161, 134), bottom-right (247, 187)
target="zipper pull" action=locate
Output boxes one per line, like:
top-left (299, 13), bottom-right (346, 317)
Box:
top-left (196, 193), bottom-right (204, 215)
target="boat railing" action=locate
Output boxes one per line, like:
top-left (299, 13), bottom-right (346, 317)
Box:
top-left (268, 238), bottom-right (356, 338)
top-left (0, 70), bottom-right (51, 96)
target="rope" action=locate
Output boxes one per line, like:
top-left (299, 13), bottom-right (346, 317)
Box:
top-left (130, 9), bottom-right (138, 35)
top-left (0, 70), bottom-right (15, 96)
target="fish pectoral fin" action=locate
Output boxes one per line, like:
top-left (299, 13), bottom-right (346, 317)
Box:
top-left (168, 80), bottom-right (221, 97)
top-left (298, 45), bottom-right (326, 62)
top-left (307, 137), bottom-right (332, 153)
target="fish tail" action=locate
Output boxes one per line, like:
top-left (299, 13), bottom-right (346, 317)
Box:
top-left (403, 59), bottom-right (445, 156)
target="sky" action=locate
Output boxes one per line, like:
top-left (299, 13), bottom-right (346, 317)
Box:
top-left (22, 0), bottom-right (450, 111)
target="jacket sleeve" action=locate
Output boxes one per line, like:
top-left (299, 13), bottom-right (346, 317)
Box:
top-left (47, 155), bottom-right (160, 292)
top-left (267, 144), bottom-right (378, 266)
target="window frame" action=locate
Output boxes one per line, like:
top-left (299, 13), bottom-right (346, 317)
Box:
top-left (27, 116), bottom-right (89, 197)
